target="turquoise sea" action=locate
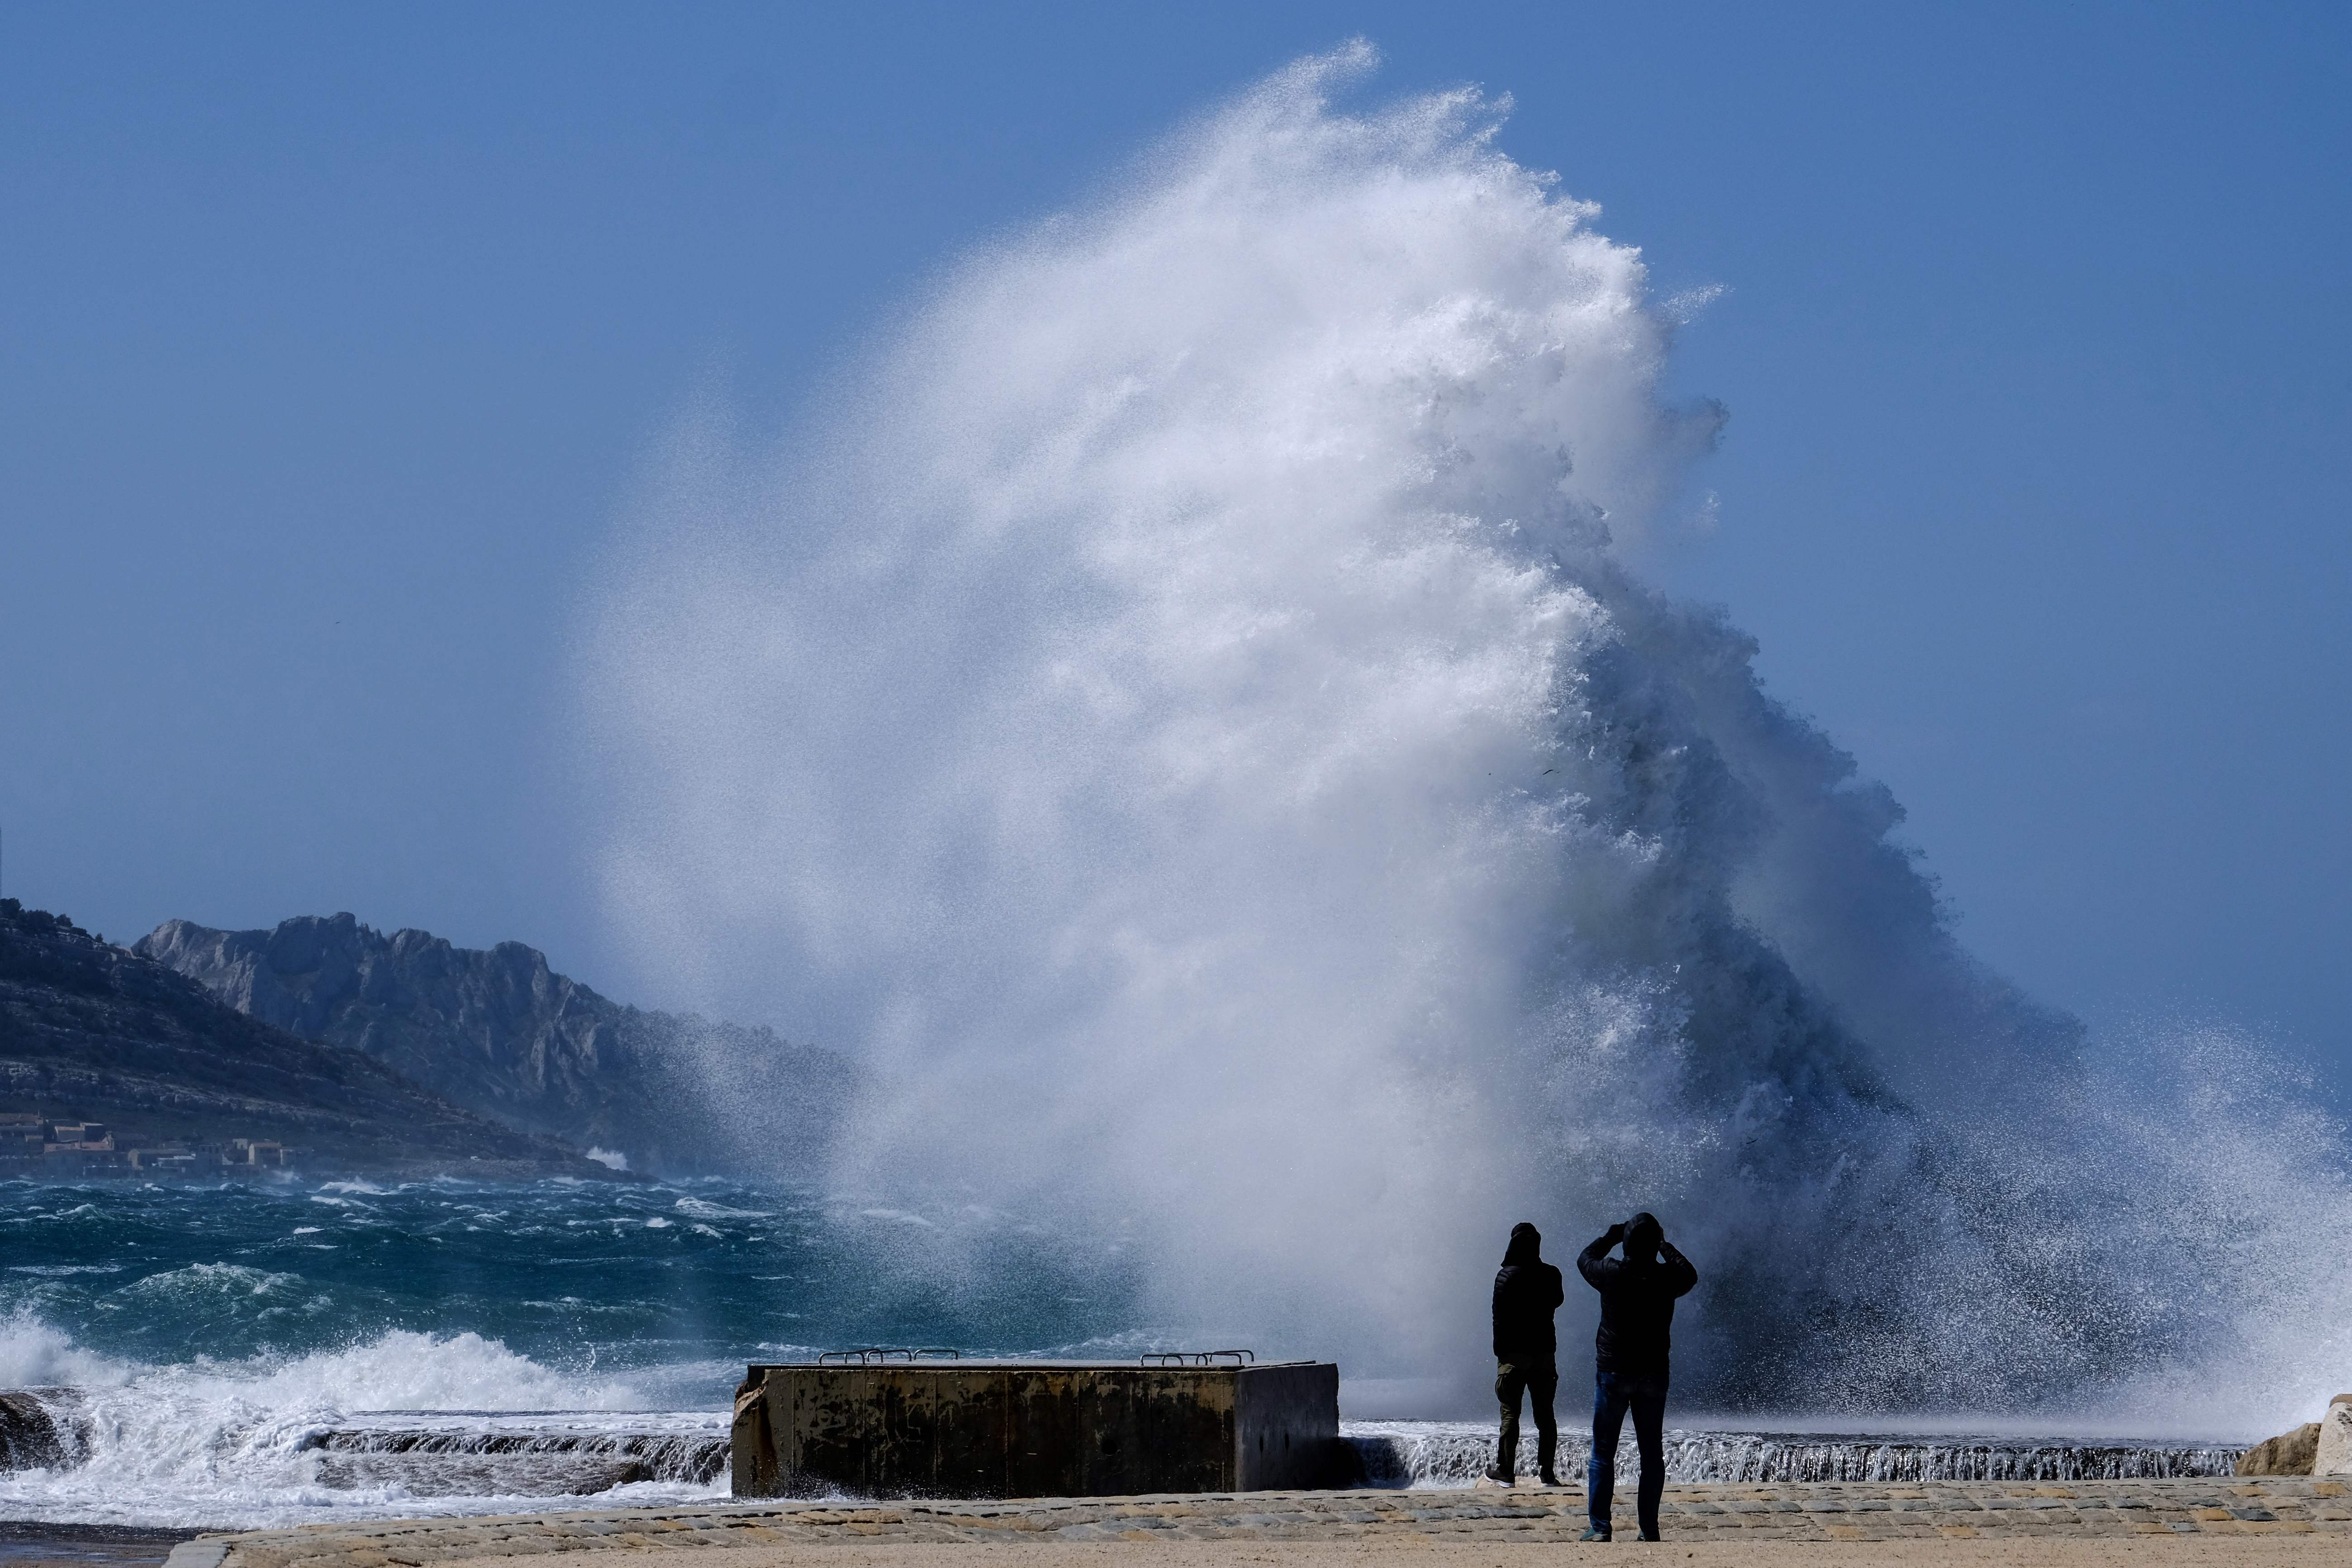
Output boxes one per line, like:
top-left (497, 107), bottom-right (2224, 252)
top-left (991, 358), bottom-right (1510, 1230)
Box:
top-left (0, 1174), bottom-right (1140, 1528)
top-left (0, 1177), bottom-right (2249, 1531)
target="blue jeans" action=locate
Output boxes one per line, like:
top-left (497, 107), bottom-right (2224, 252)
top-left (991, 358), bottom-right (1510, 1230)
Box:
top-left (1587, 1371), bottom-right (1668, 1537)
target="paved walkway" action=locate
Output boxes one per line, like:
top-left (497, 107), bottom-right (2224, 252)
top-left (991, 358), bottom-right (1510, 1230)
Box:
top-left (163, 1478), bottom-right (2352, 1568)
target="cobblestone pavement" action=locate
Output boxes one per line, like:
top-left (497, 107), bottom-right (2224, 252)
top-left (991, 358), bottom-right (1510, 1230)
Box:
top-left (162, 1479), bottom-right (2352, 1568)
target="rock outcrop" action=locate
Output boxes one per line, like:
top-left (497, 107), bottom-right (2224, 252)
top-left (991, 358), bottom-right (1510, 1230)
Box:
top-left (2236, 1422), bottom-right (2320, 1475)
top-left (2235, 1396), bottom-right (2352, 1478)
top-left (0, 901), bottom-right (605, 1177)
top-left (0, 1389), bottom-right (77, 1470)
top-left (2320, 1394), bottom-right (2352, 1477)
top-left (138, 914), bottom-right (851, 1177)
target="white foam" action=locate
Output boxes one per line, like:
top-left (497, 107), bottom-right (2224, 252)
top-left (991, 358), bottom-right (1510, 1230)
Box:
top-left (6, 1265), bottom-right (124, 1278)
top-left (1339, 1422), bottom-right (2243, 1488)
top-left (577, 42), bottom-right (2352, 1433)
top-left (0, 1311), bottom-right (132, 1389)
top-left (673, 1198), bottom-right (770, 1220)
top-left (0, 1319), bottom-right (679, 1528)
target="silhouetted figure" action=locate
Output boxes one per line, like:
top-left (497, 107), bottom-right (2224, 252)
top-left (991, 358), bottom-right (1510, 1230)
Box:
top-left (1576, 1212), bottom-right (1697, 1540)
top-left (1485, 1221), bottom-right (1565, 1487)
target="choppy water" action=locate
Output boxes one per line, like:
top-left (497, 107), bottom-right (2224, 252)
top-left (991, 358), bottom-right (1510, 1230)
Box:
top-left (0, 1174), bottom-right (1138, 1528)
top-left (0, 1178), bottom-right (2249, 1529)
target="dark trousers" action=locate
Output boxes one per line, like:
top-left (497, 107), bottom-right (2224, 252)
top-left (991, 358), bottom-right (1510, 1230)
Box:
top-left (1587, 1370), bottom-right (1668, 1536)
top-left (1493, 1355), bottom-right (1557, 1480)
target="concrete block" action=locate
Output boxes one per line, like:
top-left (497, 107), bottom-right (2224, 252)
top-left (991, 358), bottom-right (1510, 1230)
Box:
top-left (732, 1358), bottom-right (1340, 1499)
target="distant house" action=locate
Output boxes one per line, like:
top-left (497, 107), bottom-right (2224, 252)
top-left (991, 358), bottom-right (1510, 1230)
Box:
top-left (0, 1114), bottom-right (44, 1171)
top-left (0, 1108), bottom-right (293, 1176)
top-left (44, 1121), bottom-right (115, 1152)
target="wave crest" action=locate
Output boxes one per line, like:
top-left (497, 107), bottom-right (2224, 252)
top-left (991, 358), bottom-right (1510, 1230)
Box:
top-left (579, 48), bottom-right (2352, 1429)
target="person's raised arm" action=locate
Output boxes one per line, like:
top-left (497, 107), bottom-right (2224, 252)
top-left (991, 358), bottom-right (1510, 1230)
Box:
top-left (1577, 1222), bottom-right (1625, 1287)
top-left (1658, 1239), bottom-right (1697, 1297)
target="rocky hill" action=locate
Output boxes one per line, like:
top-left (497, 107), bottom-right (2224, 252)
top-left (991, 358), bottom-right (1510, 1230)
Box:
top-left (0, 899), bottom-right (608, 1177)
top-left (137, 913), bottom-right (850, 1177)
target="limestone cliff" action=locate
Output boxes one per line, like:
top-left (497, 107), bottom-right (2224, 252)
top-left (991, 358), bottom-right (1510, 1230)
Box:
top-left (138, 913), bottom-right (850, 1177)
top-left (0, 900), bottom-right (606, 1177)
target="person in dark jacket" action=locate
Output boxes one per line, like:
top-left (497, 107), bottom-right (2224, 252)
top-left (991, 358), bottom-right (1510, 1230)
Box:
top-left (1576, 1212), bottom-right (1697, 1540)
top-left (1485, 1221), bottom-right (1566, 1486)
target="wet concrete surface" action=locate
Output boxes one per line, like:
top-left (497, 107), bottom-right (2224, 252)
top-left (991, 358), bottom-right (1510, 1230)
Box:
top-left (0, 1524), bottom-right (198, 1568)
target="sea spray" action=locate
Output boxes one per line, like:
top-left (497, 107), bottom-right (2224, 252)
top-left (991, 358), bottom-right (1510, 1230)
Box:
top-left (0, 1176), bottom-right (1112, 1525)
top-left (578, 46), bottom-right (2352, 1424)
top-left (1338, 1423), bottom-right (2243, 1488)
top-left (0, 1321), bottom-right (705, 1527)
top-left (0, 1177), bottom-right (2293, 1523)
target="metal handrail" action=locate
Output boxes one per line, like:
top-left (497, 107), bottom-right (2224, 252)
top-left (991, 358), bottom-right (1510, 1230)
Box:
top-left (816, 1347), bottom-right (964, 1364)
top-left (1139, 1349), bottom-right (1255, 1367)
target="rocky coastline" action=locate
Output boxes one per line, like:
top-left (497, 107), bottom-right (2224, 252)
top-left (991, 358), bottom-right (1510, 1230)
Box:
top-left (0, 899), bottom-right (611, 1179)
top-left (139, 914), bottom-right (852, 1178)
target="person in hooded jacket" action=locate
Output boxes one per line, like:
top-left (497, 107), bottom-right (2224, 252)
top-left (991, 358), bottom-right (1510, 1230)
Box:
top-left (1576, 1211), bottom-right (1697, 1541)
top-left (1485, 1221), bottom-right (1565, 1486)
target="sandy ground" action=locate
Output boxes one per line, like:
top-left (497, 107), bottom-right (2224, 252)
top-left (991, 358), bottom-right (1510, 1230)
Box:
top-left (432, 1541), bottom-right (2352, 1568)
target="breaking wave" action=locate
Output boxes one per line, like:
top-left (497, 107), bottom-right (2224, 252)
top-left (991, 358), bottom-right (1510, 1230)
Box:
top-left (579, 44), bottom-right (2352, 1428)
top-left (1340, 1423), bottom-right (2243, 1488)
top-left (0, 1314), bottom-right (721, 1528)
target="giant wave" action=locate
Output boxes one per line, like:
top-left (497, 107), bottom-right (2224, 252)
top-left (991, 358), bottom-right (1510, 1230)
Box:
top-left (579, 44), bottom-right (2351, 1427)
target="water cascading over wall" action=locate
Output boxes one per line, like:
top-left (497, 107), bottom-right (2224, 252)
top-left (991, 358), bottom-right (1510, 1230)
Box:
top-left (578, 44), bottom-right (2352, 1426)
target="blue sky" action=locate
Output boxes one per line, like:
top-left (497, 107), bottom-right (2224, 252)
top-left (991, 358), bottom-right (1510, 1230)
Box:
top-left (3, 3), bottom-right (2345, 1093)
